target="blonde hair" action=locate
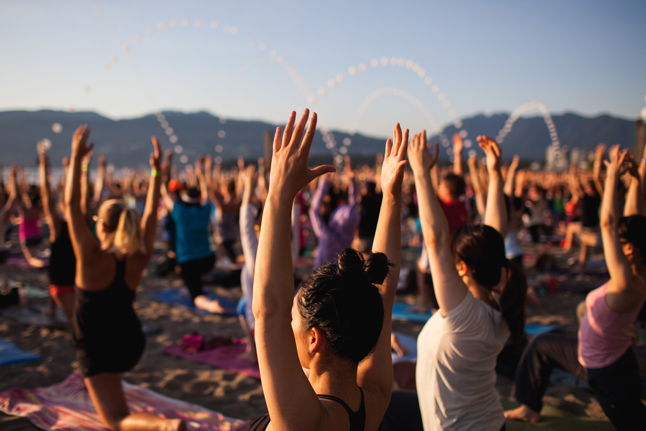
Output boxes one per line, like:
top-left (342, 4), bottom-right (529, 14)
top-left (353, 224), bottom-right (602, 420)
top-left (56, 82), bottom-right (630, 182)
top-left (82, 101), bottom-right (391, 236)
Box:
top-left (98, 199), bottom-right (145, 255)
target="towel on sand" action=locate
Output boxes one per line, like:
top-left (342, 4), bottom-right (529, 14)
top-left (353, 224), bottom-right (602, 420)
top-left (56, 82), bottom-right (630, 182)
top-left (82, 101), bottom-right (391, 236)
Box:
top-left (0, 373), bottom-right (248, 431)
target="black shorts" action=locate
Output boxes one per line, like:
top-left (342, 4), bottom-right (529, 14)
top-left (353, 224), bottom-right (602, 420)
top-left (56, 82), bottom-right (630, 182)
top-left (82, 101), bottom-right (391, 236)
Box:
top-left (75, 330), bottom-right (145, 377)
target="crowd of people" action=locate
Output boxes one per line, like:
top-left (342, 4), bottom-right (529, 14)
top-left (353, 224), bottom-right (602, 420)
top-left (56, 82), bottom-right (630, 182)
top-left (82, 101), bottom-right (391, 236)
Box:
top-left (1, 110), bottom-right (645, 431)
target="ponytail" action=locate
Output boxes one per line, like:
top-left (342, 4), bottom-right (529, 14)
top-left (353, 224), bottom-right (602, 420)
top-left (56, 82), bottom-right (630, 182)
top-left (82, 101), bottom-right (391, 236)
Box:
top-left (97, 199), bottom-right (145, 256)
top-left (500, 259), bottom-right (527, 344)
top-left (113, 207), bottom-right (144, 255)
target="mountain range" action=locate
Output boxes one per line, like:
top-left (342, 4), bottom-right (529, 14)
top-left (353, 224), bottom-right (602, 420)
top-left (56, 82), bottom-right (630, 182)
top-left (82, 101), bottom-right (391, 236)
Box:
top-left (0, 110), bottom-right (639, 168)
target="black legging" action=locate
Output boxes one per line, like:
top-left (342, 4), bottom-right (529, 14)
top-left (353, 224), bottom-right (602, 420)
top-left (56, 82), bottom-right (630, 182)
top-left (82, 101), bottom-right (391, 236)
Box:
top-left (179, 254), bottom-right (216, 300)
top-left (512, 332), bottom-right (646, 431)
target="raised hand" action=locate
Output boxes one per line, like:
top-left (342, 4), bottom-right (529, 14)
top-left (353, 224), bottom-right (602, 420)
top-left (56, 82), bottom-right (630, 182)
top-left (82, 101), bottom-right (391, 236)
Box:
top-left (604, 145), bottom-right (629, 179)
top-left (452, 133), bottom-right (464, 155)
top-left (82, 149), bottom-right (94, 168)
top-left (195, 155), bottom-right (205, 177)
top-left (380, 124), bottom-right (408, 198)
top-left (98, 155), bottom-right (107, 168)
top-left (71, 125), bottom-right (93, 158)
top-left (38, 145), bottom-right (49, 168)
top-left (625, 152), bottom-right (640, 179)
top-left (408, 129), bottom-right (439, 177)
top-left (476, 135), bottom-right (502, 174)
top-left (150, 136), bottom-right (162, 171)
top-left (344, 155), bottom-right (355, 179)
top-left (268, 110), bottom-right (335, 201)
top-left (510, 155), bottom-right (520, 171)
top-left (242, 164), bottom-right (258, 203)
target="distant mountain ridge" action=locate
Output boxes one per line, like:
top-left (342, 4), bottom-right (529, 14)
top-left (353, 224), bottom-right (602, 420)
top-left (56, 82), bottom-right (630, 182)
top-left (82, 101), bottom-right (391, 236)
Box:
top-left (0, 110), bottom-right (637, 167)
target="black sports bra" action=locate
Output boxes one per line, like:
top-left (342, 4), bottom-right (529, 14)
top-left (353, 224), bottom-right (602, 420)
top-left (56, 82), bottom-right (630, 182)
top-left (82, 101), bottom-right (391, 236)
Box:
top-left (248, 388), bottom-right (365, 431)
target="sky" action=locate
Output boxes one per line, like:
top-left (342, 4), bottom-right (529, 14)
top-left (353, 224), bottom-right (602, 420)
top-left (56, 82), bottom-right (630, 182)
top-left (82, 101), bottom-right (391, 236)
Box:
top-left (1, 0), bottom-right (645, 140)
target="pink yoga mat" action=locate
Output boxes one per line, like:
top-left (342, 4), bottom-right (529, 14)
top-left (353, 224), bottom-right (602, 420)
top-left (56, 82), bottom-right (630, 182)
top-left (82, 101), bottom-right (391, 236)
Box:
top-left (0, 373), bottom-right (248, 431)
top-left (165, 343), bottom-right (261, 379)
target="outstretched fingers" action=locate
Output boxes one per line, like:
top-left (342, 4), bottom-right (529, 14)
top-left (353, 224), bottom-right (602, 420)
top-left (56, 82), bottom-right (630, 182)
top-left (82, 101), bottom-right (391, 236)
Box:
top-left (385, 139), bottom-right (392, 159)
top-left (281, 111), bottom-right (296, 149)
top-left (287, 110), bottom-right (310, 152)
top-left (151, 136), bottom-right (161, 158)
top-left (298, 112), bottom-right (318, 157)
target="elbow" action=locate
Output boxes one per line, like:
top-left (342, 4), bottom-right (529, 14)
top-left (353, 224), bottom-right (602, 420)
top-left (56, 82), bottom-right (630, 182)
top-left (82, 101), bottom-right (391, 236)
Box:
top-left (424, 230), bottom-right (450, 250)
top-left (600, 216), bottom-right (613, 230)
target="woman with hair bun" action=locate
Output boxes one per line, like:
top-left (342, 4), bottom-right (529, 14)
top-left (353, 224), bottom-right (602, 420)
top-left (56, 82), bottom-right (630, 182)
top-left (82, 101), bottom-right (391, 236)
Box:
top-left (65, 125), bottom-right (185, 431)
top-left (249, 110), bottom-right (407, 430)
top-left (407, 131), bottom-right (527, 431)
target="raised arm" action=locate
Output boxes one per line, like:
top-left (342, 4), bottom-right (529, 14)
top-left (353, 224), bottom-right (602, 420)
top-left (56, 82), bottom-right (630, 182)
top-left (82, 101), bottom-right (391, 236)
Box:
top-left (308, 175), bottom-right (331, 238)
top-left (93, 155), bottom-right (106, 205)
top-left (80, 149), bottom-right (93, 225)
top-left (357, 124), bottom-right (407, 404)
top-left (504, 155), bottom-right (519, 197)
top-left (468, 155), bottom-right (486, 216)
top-left (452, 133), bottom-right (464, 176)
top-left (240, 165), bottom-right (259, 274)
top-left (252, 110), bottom-right (335, 430)
top-left (39, 147), bottom-right (62, 241)
top-left (1, 165), bottom-right (18, 227)
top-left (140, 137), bottom-right (162, 263)
top-left (592, 143), bottom-right (606, 196)
top-left (601, 146), bottom-right (644, 313)
top-left (409, 130), bottom-right (467, 315)
top-left (64, 126), bottom-right (101, 263)
top-left (478, 136), bottom-right (507, 238)
top-left (624, 153), bottom-right (645, 217)
top-left (194, 155), bottom-right (209, 203)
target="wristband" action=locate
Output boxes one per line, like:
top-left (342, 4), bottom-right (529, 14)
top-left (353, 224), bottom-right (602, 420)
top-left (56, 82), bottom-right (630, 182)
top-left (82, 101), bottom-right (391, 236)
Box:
top-left (151, 169), bottom-right (160, 177)
top-left (81, 165), bottom-right (89, 172)
top-left (594, 161), bottom-right (601, 167)
top-left (641, 158), bottom-right (646, 164)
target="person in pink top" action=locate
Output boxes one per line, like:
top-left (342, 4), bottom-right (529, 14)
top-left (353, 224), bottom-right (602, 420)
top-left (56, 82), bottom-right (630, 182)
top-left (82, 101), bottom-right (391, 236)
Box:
top-left (505, 146), bottom-right (646, 430)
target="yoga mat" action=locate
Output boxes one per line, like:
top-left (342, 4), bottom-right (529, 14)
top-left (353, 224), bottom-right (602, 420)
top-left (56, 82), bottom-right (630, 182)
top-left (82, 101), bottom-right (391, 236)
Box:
top-left (0, 339), bottom-right (41, 366)
top-left (391, 331), bottom-right (418, 364)
top-left (525, 323), bottom-right (563, 338)
top-left (0, 373), bottom-right (248, 431)
top-left (149, 288), bottom-right (238, 316)
top-left (164, 343), bottom-right (260, 379)
top-left (503, 402), bottom-right (613, 431)
top-left (6, 255), bottom-right (49, 269)
top-left (1, 305), bottom-right (69, 328)
top-left (392, 302), bottom-right (433, 323)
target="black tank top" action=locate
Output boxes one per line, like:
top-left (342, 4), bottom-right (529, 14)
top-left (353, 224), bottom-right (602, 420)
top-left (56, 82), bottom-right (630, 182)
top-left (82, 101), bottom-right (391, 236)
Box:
top-left (73, 257), bottom-right (142, 350)
top-left (49, 221), bottom-right (77, 286)
top-left (248, 388), bottom-right (365, 431)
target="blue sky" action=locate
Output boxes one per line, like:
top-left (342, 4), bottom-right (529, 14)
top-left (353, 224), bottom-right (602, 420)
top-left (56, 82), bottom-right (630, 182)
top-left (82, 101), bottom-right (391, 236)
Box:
top-left (1, 0), bottom-right (645, 139)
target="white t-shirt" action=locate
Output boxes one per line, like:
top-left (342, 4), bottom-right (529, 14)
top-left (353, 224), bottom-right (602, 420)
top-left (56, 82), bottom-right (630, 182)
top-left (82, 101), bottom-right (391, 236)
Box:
top-left (416, 291), bottom-right (509, 431)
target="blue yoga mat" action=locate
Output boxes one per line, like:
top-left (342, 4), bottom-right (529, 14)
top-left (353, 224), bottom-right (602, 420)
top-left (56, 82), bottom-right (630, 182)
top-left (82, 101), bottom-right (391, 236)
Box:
top-left (149, 289), bottom-right (238, 316)
top-left (392, 303), bottom-right (433, 323)
top-left (0, 339), bottom-right (41, 366)
top-left (525, 323), bottom-right (563, 337)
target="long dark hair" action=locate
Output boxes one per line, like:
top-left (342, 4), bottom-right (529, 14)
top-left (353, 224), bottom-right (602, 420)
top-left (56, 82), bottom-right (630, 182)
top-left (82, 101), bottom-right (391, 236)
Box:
top-left (452, 225), bottom-right (527, 344)
top-left (297, 249), bottom-right (390, 364)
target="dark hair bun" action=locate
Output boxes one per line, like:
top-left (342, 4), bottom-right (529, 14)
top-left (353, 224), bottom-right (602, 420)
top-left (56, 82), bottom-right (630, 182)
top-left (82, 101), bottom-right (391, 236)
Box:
top-left (337, 249), bottom-right (391, 287)
top-left (363, 252), bottom-right (390, 285)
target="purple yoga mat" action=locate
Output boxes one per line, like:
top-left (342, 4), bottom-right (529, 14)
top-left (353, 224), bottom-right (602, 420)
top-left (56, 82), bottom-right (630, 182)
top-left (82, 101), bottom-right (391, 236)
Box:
top-left (164, 343), bottom-right (260, 379)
